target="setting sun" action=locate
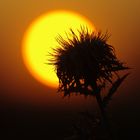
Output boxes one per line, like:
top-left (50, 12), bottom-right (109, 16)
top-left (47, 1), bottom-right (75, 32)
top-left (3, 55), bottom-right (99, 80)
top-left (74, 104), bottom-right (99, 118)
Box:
top-left (22, 10), bottom-right (95, 88)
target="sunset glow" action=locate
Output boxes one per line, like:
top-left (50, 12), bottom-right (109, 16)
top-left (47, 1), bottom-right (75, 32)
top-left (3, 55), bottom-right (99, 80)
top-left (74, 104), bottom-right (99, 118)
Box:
top-left (22, 11), bottom-right (95, 88)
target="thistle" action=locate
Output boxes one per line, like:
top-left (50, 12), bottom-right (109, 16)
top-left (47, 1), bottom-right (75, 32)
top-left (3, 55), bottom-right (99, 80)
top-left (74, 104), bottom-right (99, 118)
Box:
top-left (49, 27), bottom-right (128, 96)
top-left (49, 27), bottom-right (129, 139)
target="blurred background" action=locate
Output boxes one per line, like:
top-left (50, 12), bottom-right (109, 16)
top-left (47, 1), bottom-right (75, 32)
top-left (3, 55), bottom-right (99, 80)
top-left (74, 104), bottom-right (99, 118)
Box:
top-left (0, 0), bottom-right (140, 139)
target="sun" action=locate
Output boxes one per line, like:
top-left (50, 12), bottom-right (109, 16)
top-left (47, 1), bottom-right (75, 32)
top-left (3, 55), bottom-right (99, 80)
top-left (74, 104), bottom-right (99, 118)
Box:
top-left (22, 10), bottom-right (95, 88)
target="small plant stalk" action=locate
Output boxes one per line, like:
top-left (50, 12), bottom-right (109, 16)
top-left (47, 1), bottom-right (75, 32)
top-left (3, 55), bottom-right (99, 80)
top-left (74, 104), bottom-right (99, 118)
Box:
top-left (95, 92), bottom-right (116, 139)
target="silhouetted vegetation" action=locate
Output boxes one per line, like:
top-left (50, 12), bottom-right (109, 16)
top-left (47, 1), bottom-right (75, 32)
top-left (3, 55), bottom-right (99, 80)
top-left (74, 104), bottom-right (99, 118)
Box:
top-left (49, 27), bottom-right (129, 139)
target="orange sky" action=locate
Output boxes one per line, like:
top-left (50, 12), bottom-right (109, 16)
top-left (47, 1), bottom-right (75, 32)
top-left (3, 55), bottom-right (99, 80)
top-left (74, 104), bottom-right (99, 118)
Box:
top-left (0, 0), bottom-right (140, 110)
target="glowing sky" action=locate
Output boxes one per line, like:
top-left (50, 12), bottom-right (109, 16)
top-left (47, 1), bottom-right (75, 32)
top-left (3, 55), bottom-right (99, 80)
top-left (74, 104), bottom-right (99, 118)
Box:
top-left (0, 0), bottom-right (140, 108)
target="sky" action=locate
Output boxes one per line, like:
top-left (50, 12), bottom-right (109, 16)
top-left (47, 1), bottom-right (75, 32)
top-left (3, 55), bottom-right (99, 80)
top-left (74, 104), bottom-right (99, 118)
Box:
top-left (0, 0), bottom-right (140, 138)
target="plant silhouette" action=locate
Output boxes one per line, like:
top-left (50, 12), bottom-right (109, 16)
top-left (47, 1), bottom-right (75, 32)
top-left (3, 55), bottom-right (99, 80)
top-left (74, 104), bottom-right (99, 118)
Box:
top-left (49, 27), bottom-right (129, 139)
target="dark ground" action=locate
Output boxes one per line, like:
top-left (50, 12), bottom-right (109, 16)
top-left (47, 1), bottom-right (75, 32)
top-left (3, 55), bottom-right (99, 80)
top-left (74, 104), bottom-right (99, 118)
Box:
top-left (0, 100), bottom-right (140, 140)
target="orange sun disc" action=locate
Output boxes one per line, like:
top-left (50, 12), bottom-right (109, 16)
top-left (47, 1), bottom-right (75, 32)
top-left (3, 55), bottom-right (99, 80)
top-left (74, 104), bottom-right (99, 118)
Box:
top-left (22, 10), bottom-right (95, 88)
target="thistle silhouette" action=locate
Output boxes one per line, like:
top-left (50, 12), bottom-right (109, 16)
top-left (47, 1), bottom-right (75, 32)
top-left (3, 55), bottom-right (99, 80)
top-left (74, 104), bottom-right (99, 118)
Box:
top-left (49, 27), bottom-right (129, 139)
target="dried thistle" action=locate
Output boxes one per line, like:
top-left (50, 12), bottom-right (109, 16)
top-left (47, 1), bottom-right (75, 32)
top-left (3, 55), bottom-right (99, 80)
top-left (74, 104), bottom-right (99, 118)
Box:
top-left (49, 27), bottom-right (128, 97)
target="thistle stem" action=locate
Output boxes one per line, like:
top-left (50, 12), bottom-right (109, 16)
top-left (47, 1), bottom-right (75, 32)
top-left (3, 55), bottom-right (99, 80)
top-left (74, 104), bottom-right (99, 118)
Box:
top-left (95, 93), bottom-right (115, 139)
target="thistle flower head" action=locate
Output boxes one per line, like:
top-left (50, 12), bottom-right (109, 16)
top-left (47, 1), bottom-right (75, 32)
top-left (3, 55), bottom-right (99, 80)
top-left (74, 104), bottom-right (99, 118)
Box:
top-left (49, 27), bottom-right (128, 96)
